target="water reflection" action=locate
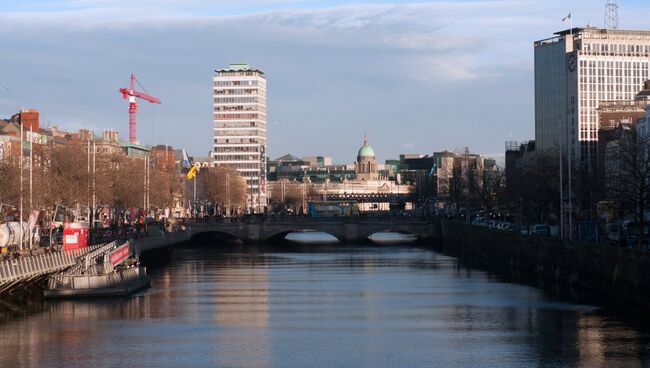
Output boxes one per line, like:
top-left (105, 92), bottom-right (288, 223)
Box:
top-left (1, 245), bottom-right (650, 367)
top-left (284, 231), bottom-right (339, 244)
top-left (369, 231), bottom-right (418, 244)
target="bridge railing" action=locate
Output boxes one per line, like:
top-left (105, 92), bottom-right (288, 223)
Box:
top-left (180, 215), bottom-right (433, 225)
top-left (64, 241), bottom-right (119, 275)
top-left (0, 243), bottom-right (113, 287)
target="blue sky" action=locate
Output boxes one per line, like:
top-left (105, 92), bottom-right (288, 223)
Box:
top-left (1, 0), bottom-right (649, 162)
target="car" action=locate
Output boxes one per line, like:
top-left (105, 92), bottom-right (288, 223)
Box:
top-left (529, 224), bottom-right (550, 236)
top-left (605, 223), bottom-right (624, 246)
top-left (622, 222), bottom-right (649, 248)
top-left (472, 217), bottom-right (487, 226)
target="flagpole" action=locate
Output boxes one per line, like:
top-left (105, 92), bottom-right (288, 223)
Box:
top-left (566, 13), bottom-right (574, 240)
top-left (568, 12), bottom-right (573, 241)
top-left (29, 122), bottom-right (33, 249)
top-left (92, 138), bottom-right (96, 222)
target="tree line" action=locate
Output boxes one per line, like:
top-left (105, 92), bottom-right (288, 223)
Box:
top-left (0, 142), bottom-right (181, 212)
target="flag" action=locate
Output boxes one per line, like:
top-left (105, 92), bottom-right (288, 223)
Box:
top-left (562, 13), bottom-right (571, 22)
top-left (186, 164), bottom-right (197, 180)
top-left (428, 164), bottom-right (436, 177)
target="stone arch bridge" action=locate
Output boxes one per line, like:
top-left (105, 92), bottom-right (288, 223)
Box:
top-left (186, 217), bottom-right (436, 244)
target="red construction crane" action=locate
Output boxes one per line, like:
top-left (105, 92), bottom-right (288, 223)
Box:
top-left (119, 73), bottom-right (161, 144)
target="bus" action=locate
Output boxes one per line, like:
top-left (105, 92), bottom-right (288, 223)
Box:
top-left (307, 201), bottom-right (359, 217)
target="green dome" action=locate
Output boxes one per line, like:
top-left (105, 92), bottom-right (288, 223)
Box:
top-left (358, 143), bottom-right (375, 157)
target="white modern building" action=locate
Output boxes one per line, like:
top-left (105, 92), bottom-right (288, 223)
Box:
top-left (213, 63), bottom-right (267, 212)
top-left (534, 27), bottom-right (650, 168)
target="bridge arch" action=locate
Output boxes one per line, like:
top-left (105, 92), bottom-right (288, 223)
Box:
top-left (189, 229), bottom-right (243, 243)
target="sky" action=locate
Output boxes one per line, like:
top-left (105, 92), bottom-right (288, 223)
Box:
top-left (1, 0), bottom-right (649, 163)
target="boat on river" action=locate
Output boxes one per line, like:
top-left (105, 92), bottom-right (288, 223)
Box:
top-left (44, 265), bottom-right (150, 299)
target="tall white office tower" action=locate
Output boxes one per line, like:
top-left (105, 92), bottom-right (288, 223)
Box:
top-left (213, 64), bottom-right (267, 212)
top-left (534, 27), bottom-right (650, 169)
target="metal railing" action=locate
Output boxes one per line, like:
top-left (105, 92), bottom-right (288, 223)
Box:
top-left (64, 241), bottom-right (119, 275)
top-left (48, 266), bottom-right (146, 290)
top-left (0, 243), bottom-right (114, 286)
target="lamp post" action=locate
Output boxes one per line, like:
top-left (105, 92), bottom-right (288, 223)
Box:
top-left (19, 118), bottom-right (23, 250)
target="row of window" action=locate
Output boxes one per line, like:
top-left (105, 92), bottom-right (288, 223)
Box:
top-left (215, 89), bottom-right (259, 95)
top-left (218, 162), bottom-right (261, 170)
top-left (216, 71), bottom-right (264, 77)
top-left (215, 138), bottom-right (262, 144)
top-left (214, 80), bottom-right (259, 87)
top-left (214, 146), bottom-right (259, 153)
top-left (213, 154), bottom-right (260, 161)
top-left (214, 113), bottom-right (260, 120)
top-left (580, 131), bottom-right (598, 140)
top-left (215, 130), bottom-right (264, 137)
top-left (580, 79), bottom-right (647, 89)
top-left (582, 43), bottom-right (650, 54)
top-left (214, 106), bottom-right (266, 113)
top-left (214, 97), bottom-right (259, 104)
top-left (215, 121), bottom-right (263, 129)
top-left (580, 60), bottom-right (649, 69)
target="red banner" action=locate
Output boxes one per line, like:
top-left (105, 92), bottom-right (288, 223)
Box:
top-left (110, 242), bottom-right (130, 267)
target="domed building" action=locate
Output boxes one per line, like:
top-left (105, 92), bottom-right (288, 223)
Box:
top-left (355, 136), bottom-right (378, 181)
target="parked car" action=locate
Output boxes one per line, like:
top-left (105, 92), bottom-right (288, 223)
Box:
top-left (605, 223), bottom-right (624, 246)
top-left (529, 224), bottom-right (550, 236)
top-left (622, 222), bottom-right (649, 248)
top-left (472, 217), bottom-right (488, 226)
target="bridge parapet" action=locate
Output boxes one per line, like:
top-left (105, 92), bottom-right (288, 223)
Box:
top-left (187, 216), bottom-right (435, 244)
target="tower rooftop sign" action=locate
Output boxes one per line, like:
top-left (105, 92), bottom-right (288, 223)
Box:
top-left (228, 63), bottom-right (251, 71)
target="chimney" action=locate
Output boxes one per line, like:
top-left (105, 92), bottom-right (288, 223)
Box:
top-left (103, 130), bottom-right (119, 142)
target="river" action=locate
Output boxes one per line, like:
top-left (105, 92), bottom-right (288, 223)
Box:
top-left (2, 242), bottom-right (650, 367)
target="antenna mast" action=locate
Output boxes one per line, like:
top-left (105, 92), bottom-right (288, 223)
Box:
top-left (605, 0), bottom-right (619, 29)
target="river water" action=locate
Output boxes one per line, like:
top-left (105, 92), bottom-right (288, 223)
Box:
top-left (2, 242), bottom-right (650, 367)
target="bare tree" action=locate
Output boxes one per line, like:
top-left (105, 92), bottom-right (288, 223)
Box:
top-left (520, 151), bottom-right (562, 224)
top-left (203, 166), bottom-right (246, 215)
top-left (479, 166), bottom-right (505, 212)
top-left (607, 127), bottom-right (650, 248)
top-left (0, 158), bottom-right (19, 206)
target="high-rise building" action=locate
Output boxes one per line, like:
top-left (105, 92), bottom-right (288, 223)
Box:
top-left (213, 63), bottom-right (268, 211)
top-left (534, 27), bottom-right (650, 168)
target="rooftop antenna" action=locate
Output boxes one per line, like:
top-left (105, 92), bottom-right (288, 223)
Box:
top-left (605, 0), bottom-right (619, 29)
